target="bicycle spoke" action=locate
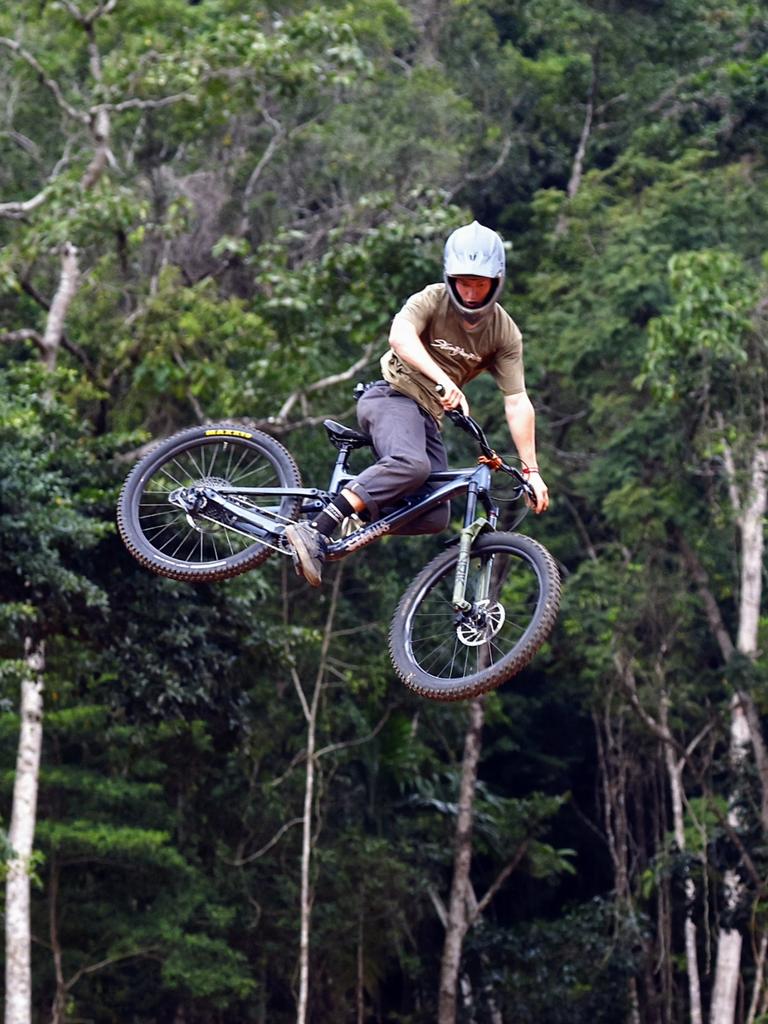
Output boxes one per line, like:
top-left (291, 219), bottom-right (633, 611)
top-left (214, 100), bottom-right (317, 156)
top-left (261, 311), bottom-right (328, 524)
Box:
top-left (119, 426), bottom-right (303, 586)
top-left (405, 543), bottom-right (543, 681)
top-left (129, 435), bottom-right (301, 568)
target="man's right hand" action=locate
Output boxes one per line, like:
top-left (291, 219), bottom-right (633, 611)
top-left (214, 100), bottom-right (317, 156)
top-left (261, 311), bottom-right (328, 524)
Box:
top-left (436, 381), bottom-right (469, 415)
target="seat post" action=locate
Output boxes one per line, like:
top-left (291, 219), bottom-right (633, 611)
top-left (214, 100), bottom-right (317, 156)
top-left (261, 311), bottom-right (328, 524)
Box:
top-left (329, 444), bottom-right (355, 494)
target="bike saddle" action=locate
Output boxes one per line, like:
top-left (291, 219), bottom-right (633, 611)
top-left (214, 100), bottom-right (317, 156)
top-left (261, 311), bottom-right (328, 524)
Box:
top-left (323, 419), bottom-right (373, 450)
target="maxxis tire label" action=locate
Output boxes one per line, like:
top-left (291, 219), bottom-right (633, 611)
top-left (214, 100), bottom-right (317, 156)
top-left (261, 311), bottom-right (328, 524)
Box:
top-left (204, 429), bottom-right (253, 438)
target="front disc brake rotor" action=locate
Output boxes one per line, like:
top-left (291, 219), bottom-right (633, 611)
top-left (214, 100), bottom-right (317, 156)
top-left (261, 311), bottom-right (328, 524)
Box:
top-left (456, 600), bottom-right (506, 647)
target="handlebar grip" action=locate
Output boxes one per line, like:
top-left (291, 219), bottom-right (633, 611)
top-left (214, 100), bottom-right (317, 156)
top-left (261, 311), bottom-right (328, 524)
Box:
top-left (435, 384), bottom-right (462, 423)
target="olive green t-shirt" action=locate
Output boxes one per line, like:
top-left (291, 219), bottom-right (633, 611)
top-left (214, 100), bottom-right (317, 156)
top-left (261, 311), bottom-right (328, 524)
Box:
top-left (380, 283), bottom-right (525, 422)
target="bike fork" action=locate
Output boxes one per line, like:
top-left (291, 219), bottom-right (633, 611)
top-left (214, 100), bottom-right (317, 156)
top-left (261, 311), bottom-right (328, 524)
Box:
top-left (451, 480), bottom-right (497, 612)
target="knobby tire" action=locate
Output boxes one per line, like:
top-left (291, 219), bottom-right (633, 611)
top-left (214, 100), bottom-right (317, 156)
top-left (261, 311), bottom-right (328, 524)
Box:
top-left (389, 532), bottom-right (560, 702)
top-left (117, 424), bottom-right (302, 582)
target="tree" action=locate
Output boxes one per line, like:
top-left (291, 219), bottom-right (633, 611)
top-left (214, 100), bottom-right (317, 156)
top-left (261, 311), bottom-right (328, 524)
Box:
top-left (0, 364), bottom-right (109, 1024)
top-left (644, 247), bottom-right (768, 1024)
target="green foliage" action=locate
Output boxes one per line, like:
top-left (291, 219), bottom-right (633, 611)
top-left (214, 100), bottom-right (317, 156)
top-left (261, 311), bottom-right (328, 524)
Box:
top-left (112, 269), bottom-right (280, 430)
top-left (0, 363), bottom-right (110, 637)
top-left (2, 0), bottom-right (768, 1020)
top-left (643, 248), bottom-right (758, 401)
top-left (489, 898), bottom-right (641, 1024)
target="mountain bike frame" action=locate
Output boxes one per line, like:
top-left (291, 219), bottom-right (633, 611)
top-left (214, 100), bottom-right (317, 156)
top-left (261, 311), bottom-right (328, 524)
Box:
top-left (172, 413), bottom-right (532, 613)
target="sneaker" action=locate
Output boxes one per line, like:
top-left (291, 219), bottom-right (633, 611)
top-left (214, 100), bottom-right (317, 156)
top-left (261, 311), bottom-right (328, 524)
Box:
top-left (284, 523), bottom-right (326, 588)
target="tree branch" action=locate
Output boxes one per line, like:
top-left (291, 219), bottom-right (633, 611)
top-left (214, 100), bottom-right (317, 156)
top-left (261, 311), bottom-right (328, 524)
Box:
top-left (614, 651), bottom-right (672, 747)
top-left (428, 885), bottom-right (449, 929)
top-left (15, 278), bottom-right (94, 372)
top-left (0, 189), bottom-right (52, 218)
top-left (91, 91), bottom-right (199, 114)
top-left (65, 948), bottom-right (157, 991)
top-left (275, 343), bottom-right (378, 421)
top-left (446, 135), bottom-right (514, 201)
top-left (0, 37), bottom-right (89, 125)
top-left (566, 56), bottom-right (598, 200)
top-left (239, 112), bottom-right (286, 234)
top-left (555, 52), bottom-right (598, 235)
top-left (59, 0), bottom-right (119, 26)
top-left (228, 817), bottom-right (304, 865)
top-left (677, 532), bottom-right (735, 663)
top-left (469, 840), bottom-right (529, 927)
top-left (0, 329), bottom-right (44, 352)
top-left (314, 706), bottom-right (393, 760)
top-left (716, 413), bottom-right (743, 518)
top-left (289, 663), bottom-right (312, 724)
top-left (41, 244), bottom-right (80, 373)
top-left (0, 143), bottom-right (74, 220)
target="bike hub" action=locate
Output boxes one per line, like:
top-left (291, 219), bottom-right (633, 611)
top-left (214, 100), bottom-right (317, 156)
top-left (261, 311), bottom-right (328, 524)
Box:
top-left (455, 600), bottom-right (506, 647)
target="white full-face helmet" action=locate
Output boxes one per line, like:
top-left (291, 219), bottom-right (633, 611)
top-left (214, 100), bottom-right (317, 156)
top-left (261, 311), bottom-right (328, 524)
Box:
top-left (443, 220), bottom-right (506, 328)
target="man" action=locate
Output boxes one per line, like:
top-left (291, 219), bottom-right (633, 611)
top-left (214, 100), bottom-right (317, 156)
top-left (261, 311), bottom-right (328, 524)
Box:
top-left (285, 220), bottom-right (549, 587)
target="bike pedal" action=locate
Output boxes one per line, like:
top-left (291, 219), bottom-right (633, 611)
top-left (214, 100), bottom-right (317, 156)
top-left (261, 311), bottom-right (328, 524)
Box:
top-left (287, 544), bottom-right (305, 579)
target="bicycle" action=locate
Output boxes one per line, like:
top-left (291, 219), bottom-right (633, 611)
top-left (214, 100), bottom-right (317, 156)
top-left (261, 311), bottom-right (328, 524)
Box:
top-left (117, 392), bottom-right (561, 702)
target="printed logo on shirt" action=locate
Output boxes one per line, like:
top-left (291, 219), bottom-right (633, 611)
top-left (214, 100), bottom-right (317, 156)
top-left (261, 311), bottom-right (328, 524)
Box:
top-left (432, 338), bottom-right (482, 364)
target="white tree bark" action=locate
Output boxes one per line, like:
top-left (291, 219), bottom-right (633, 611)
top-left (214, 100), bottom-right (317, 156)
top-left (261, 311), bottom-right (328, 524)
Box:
top-left (296, 680), bottom-right (317, 1024)
top-left (710, 447), bottom-right (767, 1024)
top-left (437, 698), bottom-right (485, 1024)
top-left (746, 934), bottom-right (768, 1024)
top-left (735, 450), bottom-right (767, 657)
top-left (619, 653), bottom-right (705, 1024)
top-left (555, 54), bottom-right (597, 236)
top-left (663, 711), bottom-right (703, 1024)
top-left (4, 640), bottom-right (45, 1024)
top-left (292, 567), bottom-right (344, 1024)
top-left (41, 243), bottom-right (80, 374)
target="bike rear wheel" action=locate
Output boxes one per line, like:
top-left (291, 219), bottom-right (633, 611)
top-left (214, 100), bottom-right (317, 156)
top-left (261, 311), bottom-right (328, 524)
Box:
top-left (389, 532), bottom-right (560, 702)
top-left (117, 424), bottom-right (302, 582)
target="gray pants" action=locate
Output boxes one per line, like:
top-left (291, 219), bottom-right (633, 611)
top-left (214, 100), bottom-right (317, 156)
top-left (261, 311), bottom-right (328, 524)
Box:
top-left (346, 383), bottom-right (451, 536)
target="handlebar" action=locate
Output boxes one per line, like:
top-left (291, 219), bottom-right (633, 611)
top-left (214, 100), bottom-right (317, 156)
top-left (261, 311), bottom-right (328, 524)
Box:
top-left (434, 385), bottom-right (534, 498)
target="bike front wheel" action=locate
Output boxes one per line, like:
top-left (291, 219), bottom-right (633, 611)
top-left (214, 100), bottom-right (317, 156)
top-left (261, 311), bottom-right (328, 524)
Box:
top-left (389, 532), bottom-right (560, 702)
top-left (117, 424), bottom-right (302, 583)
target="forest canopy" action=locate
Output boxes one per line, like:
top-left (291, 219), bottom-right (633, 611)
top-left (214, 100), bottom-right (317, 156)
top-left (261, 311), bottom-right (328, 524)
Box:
top-left (1, 2), bottom-right (768, 1022)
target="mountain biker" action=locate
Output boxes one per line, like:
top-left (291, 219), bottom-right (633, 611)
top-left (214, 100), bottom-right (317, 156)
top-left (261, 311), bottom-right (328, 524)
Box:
top-left (285, 220), bottom-right (549, 587)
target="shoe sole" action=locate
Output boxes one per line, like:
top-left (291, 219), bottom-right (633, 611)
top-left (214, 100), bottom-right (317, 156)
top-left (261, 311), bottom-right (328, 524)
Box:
top-left (285, 525), bottom-right (323, 588)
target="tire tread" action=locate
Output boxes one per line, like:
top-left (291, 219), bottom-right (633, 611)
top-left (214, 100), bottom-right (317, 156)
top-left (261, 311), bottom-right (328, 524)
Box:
top-left (388, 532), bottom-right (560, 702)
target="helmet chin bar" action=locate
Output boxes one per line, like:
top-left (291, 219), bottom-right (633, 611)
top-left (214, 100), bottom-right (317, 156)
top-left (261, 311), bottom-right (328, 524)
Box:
top-left (445, 275), bottom-right (504, 327)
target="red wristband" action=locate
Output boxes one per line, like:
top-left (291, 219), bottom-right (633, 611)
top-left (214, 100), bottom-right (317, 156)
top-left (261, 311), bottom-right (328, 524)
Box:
top-left (522, 467), bottom-right (540, 475)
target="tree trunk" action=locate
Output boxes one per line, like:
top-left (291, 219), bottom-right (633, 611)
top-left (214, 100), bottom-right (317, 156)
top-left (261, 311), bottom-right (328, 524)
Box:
top-left (746, 933), bottom-right (768, 1024)
top-left (710, 447), bottom-right (767, 1024)
top-left (662, 699), bottom-right (703, 1024)
top-left (356, 907), bottom-right (365, 1024)
top-left (48, 858), bottom-right (66, 1024)
top-left (4, 640), bottom-right (45, 1024)
top-left (294, 568), bottom-right (344, 1024)
top-left (555, 53), bottom-right (598, 235)
top-left (41, 244), bottom-right (80, 374)
top-left (437, 698), bottom-right (485, 1024)
top-left (296, 685), bottom-right (318, 1024)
